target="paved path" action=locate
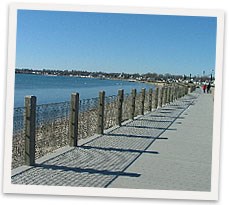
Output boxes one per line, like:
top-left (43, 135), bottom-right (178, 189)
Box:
top-left (11, 89), bottom-right (214, 191)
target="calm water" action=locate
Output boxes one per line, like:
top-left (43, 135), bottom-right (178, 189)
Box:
top-left (14, 74), bottom-right (154, 107)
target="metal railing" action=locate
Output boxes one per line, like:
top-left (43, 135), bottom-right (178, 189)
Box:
top-left (12, 83), bottom-right (194, 169)
top-left (12, 107), bottom-right (25, 168)
top-left (35, 101), bottom-right (70, 159)
top-left (79, 97), bottom-right (99, 140)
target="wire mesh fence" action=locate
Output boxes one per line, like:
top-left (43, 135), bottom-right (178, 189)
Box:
top-left (144, 90), bottom-right (150, 113)
top-left (12, 84), bottom-right (190, 169)
top-left (35, 101), bottom-right (70, 159)
top-left (104, 95), bottom-right (119, 130)
top-left (78, 97), bottom-right (99, 139)
top-left (134, 92), bottom-right (142, 116)
top-left (152, 91), bottom-right (156, 109)
top-left (12, 107), bottom-right (25, 169)
top-left (122, 93), bottom-right (132, 122)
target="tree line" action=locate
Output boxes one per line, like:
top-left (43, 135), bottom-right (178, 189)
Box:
top-left (15, 68), bottom-right (212, 82)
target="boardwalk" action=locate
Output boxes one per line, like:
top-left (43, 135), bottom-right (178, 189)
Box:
top-left (11, 89), bottom-right (213, 191)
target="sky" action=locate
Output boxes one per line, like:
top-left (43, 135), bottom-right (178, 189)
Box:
top-left (16, 10), bottom-right (217, 76)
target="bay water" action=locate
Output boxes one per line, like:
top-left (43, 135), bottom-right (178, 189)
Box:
top-left (14, 74), bottom-right (155, 107)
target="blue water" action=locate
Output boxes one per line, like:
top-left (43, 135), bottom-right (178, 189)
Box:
top-left (14, 74), bottom-right (154, 107)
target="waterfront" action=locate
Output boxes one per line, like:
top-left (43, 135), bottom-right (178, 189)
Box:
top-left (12, 89), bottom-right (213, 192)
top-left (14, 74), bottom-right (154, 107)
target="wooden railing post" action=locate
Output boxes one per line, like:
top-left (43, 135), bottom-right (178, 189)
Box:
top-left (176, 86), bottom-right (180, 99)
top-left (174, 86), bottom-right (177, 101)
top-left (165, 86), bottom-right (168, 104)
top-left (24, 96), bottom-right (36, 166)
top-left (169, 86), bottom-right (172, 103)
top-left (178, 86), bottom-right (181, 98)
top-left (166, 86), bottom-right (170, 104)
top-left (154, 87), bottom-right (159, 109)
top-left (98, 91), bottom-right (105, 134)
top-left (141, 88), bottom-right (146, 115)
top-left (180, 86), bottom-right (183, 98)
top-left (170, 86), bottom-right (174, 102)
top-left (182, 86), bottom-right (185, 96)
top-left (163, 86), bottom-right (168, 105)
top-left (117, 89), bottom-right (124, 126)
top-left (186, 86), bottom-right (189, 95)
top-left (173, 86), bottom-right (176, 101)
top-left (69, 93), bottom-right (79, 147)
top-left (148, 88), bottom-right (153, 111)
top-left (130, 89), bottom-right (136, 120)
top-left (159, 86), bottom-right (164, 107)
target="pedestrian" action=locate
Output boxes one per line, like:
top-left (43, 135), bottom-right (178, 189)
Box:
top-left (207, 82), bottom-right (211, 93)
top-left (202, 84), bottom-right (207, 93)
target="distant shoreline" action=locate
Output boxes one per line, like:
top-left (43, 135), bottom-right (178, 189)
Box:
top-left (16, 68), bottom-right (201, 87)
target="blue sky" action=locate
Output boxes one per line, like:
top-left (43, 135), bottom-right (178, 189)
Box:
top-left (16, 10), bottom-right (217, 76)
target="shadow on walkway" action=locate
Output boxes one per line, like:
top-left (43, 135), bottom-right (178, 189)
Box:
top-left (124, 125), bottom-right (177, 131)
top-left (81, 145), bottom-right (159, 155)
top-left (11, 94), bottom-right (198, 188)
top-left (34, 164), bottom-right (141, 178)
top-left (136, 119), bottom-right (173, 123)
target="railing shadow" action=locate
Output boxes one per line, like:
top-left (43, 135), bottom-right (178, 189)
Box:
top-left (34, 164), bottom-right (141, 178)
top-left (81, 145), bottom-right (159, 155)
top-left (136, 119), bottom-right (173, 123)
top-left (106, 133), bottom-right (158, 139)
top-left (148, 114), bottom-right (185, 119)
top-left (123, 124), bottom-right (177, 131)
top-left (159, 111), bottom-right (173, 114)
top-left (12, 92), bottom-right (198, 188)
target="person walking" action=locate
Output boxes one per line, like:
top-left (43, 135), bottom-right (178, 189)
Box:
top-left (202, 84), bottom-right (207, 93)
top-left (207, 82), bottom-right (211, 93)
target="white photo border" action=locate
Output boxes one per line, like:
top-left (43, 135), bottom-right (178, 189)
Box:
top-left (3, 3), bottom-right (225, 201)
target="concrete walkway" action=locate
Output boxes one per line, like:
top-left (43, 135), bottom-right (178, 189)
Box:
top-left (11, 89), bottom-right (214, 192)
